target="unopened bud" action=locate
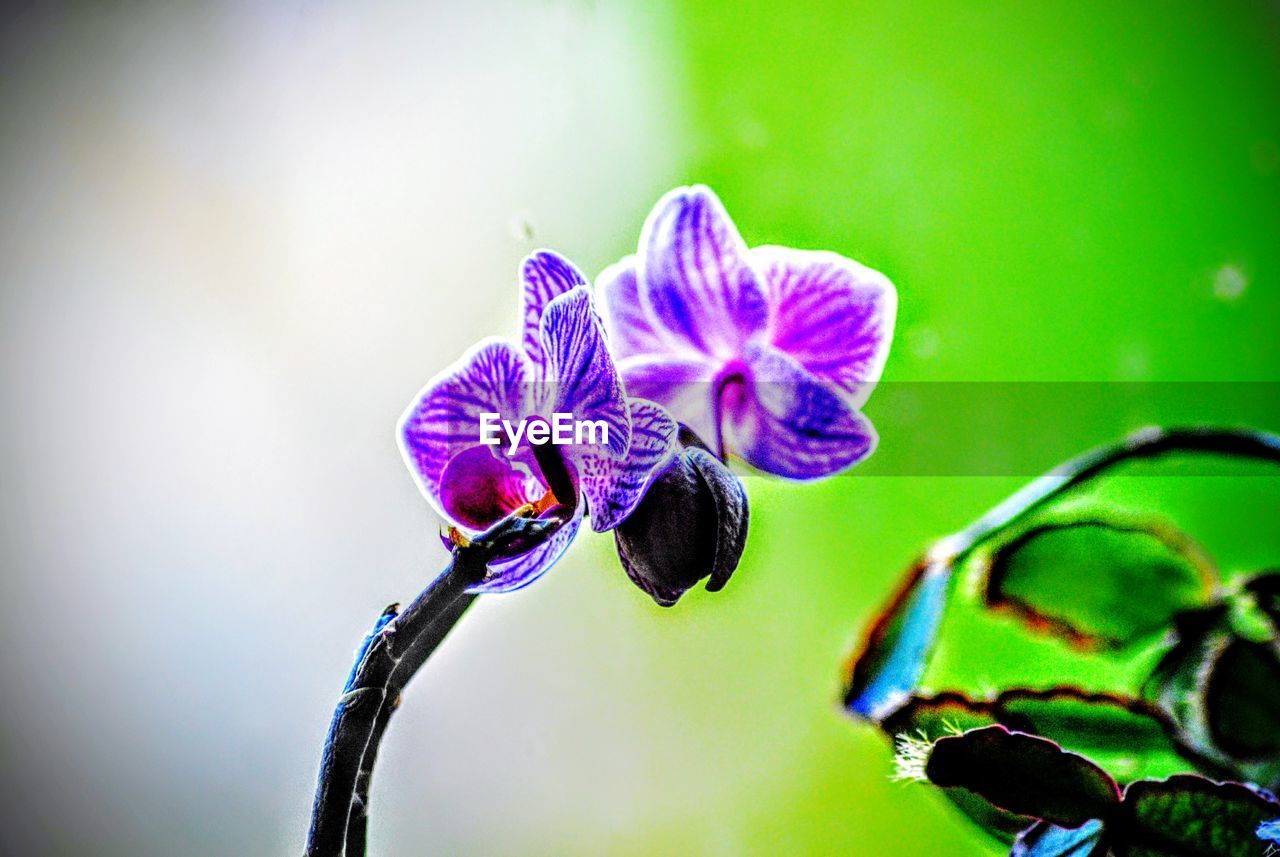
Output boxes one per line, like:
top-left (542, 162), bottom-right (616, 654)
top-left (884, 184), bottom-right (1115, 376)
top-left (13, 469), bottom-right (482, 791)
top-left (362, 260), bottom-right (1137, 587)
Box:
top-left (614, 444), bottom-right (748, 606)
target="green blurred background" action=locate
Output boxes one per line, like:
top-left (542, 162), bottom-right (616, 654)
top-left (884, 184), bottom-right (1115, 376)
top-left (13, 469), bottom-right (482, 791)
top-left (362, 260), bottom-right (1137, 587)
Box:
top-left (0, 1), bottom-right (1276, 854)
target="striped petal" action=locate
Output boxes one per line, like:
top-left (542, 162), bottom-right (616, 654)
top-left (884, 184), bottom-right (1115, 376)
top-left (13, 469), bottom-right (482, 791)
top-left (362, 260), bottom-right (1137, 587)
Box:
top-left (520, 250), bottom-right (587, 377)
top-left (753, 245), bottom-right (897, 408)
top-left (540, 288), bottom-right (630, 460)
top-left (638, 186), bottom-right (768, 358)
top-left (596, 256), bottom-right (673, 360)
top-left (586, 399), bottom-right (679, 532)
top-left (617, 355), bottom-right (718, 448)
top-left (397, 339), bottom-right (533, 525)
top-left (724, 344), bottom-right (878, 480)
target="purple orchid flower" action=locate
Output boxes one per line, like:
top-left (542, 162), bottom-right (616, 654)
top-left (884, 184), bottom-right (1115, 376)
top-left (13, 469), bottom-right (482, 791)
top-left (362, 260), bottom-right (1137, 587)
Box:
top-left (398, 251), bottom-right (676, 592)
top-left (597, 185), bottom-right (897, 480)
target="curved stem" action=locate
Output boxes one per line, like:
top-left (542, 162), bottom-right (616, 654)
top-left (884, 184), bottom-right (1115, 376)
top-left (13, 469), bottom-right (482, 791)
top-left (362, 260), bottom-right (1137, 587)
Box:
top-left (344, 592), bottom-right (477, 857)
top-left (304, 513), bottom-right (561, 857)
top-left (304, 557), bottom-right (483, 857)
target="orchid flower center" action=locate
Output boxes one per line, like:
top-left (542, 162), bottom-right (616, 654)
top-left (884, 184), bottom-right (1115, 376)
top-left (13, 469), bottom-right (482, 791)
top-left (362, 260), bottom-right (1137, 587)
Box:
top-left (438, 445), bottom-right (533, 530)
top-left (438, 423), bottom-right (578, 533)
top-left (711, 361), bottom-right (751, 460)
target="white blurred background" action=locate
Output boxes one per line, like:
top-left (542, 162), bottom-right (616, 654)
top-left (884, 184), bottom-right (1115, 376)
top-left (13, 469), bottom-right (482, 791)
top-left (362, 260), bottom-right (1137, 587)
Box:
top-left (0, 3), bottom-right (689, 853)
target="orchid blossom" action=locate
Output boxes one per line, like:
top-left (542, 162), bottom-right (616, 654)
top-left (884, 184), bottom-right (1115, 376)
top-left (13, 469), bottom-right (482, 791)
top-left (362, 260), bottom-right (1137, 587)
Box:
top-left (398, 251), bottom-right (676, 592)
top-left (597, 185), bottom-right (897, 479)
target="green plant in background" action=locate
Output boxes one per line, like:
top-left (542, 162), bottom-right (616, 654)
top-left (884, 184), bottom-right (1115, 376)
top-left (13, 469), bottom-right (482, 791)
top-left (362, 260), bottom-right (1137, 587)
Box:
top-left (843, 427), bottom-right (1280, 855)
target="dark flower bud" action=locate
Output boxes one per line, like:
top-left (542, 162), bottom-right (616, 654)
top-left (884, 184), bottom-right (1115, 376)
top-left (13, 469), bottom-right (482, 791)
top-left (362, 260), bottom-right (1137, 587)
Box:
top-left (613, 441), bottom-right (749, 607)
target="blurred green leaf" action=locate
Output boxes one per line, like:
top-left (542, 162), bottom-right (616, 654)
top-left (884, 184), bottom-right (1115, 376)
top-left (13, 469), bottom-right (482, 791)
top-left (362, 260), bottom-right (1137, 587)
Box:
top-left (983, 508), bottom-right (1217, 649)
top-left (1242, 571), bottom-right (1280, 634)
top-left (1118, 776), bottom-right (1280, 857)
top-left (925, 726), bottom-right (1120, 828)
top-left (1204, 639), bottom-right (1280, 762)
top-left (932, 782), bottom-right (1034, 847)
top-left (888, 689), bottom-right (1201, 786)
top-left (844, 561), bottom-right (950, 721)
top-left (1144, 609), bottom-right (1280, 790)
top-left (882, 692), bottom-right (998, 740)
top-left (995, 689), bottom-right (1194, 784)
top-left (1143, 608), bottom-right (1227, 744)
top-left (883, 695), bottom-right (1031, 843)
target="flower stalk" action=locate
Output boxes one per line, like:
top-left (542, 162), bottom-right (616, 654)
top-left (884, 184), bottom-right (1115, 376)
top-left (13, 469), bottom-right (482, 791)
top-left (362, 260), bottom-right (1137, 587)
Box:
top-left (304, 513), bottom-right (560, 857)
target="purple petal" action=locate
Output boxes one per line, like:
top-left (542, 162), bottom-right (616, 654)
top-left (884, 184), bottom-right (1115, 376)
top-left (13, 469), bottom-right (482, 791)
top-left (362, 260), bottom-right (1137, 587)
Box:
top-left (724, 345), bottom-right (878, 479)
top-left (617, 355), bottom-right (718, 447)
top-left (437, 445), bottom-right (541, 531)
top-left (753, 246), bottom-right (897, 407)
top-left (520, 251), bottom-right (587, 376)
top-left (475, 502), bottom-right (584, 593)
top-left (398, 339), bottom-right (533, 524)
top-left (585, 399), bottom-right (679, 532)
top-left (539, 288), bottom-right (630, 460)
top-left (595, 256), bottom-right (673, 360)
top-left (638, 185), bottom-right (768, 357)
